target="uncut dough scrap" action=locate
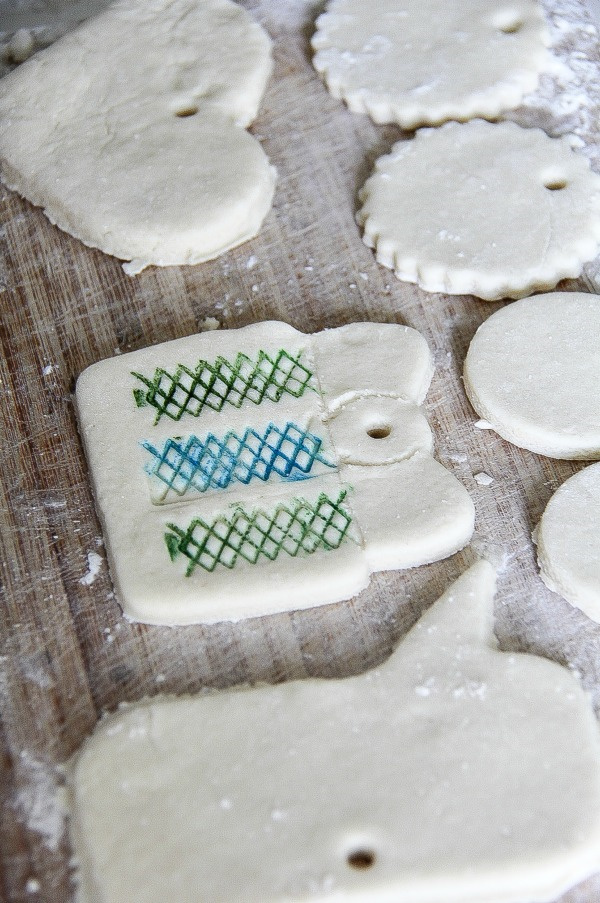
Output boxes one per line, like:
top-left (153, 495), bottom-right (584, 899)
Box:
top-left (464, 292), bottom-right (600, 457)
top-left (75, 321), bottom-right (474, 625)
top-left (537, 463), bottom-right (600, 621)
top-left (0, 0), bottom-right (275, 274)
top-left (357, 120), bottom-right (600, 300)
top-left (312, 0), bottom-right (549, 128)
top-left (68, 562), bottom-right (600, 903)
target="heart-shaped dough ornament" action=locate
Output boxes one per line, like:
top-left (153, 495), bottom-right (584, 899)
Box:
top-left (0, 0), bottom-right (276, 274)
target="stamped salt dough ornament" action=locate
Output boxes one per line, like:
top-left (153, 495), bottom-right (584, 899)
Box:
top-left (75, 321), bottom-right (474, 624)
top-left (68, 562), bottom-right (600, 903)
top-left (0, 0), bottom-right (275, 274)
top-left (464, 292), bottom-right (600, 457)
top-left (536, 463), bottom-right (600, 622)
top-left (357, 120), bottom-right (600, 300)
top-left (312, 0), bottom-right (549, 128)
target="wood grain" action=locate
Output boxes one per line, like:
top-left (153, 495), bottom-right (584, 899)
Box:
top-left (1, 1), bottom-right (600, 900)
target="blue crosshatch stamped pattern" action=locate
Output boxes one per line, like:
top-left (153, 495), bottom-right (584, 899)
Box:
top-left (142, 422), bottom-right (337, 502)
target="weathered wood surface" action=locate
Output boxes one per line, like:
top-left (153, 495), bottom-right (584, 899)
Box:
top-left (1, 1), bottom-right (600, 900)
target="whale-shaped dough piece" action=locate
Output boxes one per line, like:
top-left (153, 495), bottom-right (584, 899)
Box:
top-left (68, 562), bottom-right (600, 903)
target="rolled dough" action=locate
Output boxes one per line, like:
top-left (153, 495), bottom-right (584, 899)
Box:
top-left (357, 120), bottom-right (600, 300)
top-left (75, 321), bottom-right (474, 624)
top-left (312, 0), bottom-right (549, 128)
top-left (0, 0), bottom-right (276, 274)
top-left (464, 292), bottom-right (600, 457)
top-left (68, 562), bottom-right (600, 903)
top-left (536, 463), bottom-right (600, 620)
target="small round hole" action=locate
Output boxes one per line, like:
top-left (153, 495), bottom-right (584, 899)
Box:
top-left (367, 425), bottom-right (391, 440)
top-left (175, 106), bottom-right (198, 118)
top-left (347, 849), bottom-right (376, 870)
top-left (498, 19), bottom-right (523, 33)
top-left (492, 9), bottom-right (524, 33)
top-left (544, 178), bottom-right (567, 191)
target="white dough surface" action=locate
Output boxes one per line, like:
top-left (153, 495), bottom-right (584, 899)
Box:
top-left (75, 321), bottom-right (474, 624)
top-left (311, 0), bottom-right (549, 128)
top-left (464, 292), bottom-right (600, 457)
top-left (0, 0), bottom-right (276, 272)
top-left (537, 463), bottom-right (600, 620)
top-left (68, 562), bottom-right (600, 903)
top-left (357, 119), bottom-right (600, 300)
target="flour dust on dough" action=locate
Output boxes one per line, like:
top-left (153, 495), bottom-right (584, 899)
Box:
top-left (75, 321), bottom-right (474, 625)
top-left (464, 292), bottom-right (600, 457)
top-left (68, 562), bottom-right (600, 903)
top-left (537, 463), bottom-right (600, 621)
top-left (0, 0), bottom-right (275, 274)
top-left (357, 120), bottom-right (600, 300)
top-left (312, 0), bottom-right (549, 128)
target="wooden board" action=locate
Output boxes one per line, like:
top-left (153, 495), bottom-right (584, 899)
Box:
top-left (2, 1), bottom-right (600, 900)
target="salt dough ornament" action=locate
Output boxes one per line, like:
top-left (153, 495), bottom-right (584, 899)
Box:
top-left (536, 463), bottom-right (600, 621)
top-left (75, 321), bottom-right (474, 624)
top-left (357, 120), bottom-right (600, 300)
top-left (464, 292), bottom-right (600, 457)
top-left (68, 562), bottom-right (600, 903)
top-left (311, 0), bottom-right (549, 128)
top-left (0, 0), bottom-right (275, 274)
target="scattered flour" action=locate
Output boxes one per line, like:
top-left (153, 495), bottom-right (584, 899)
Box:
top-left (14, 751), bottom-right (65, 852)
top-left (79, 550), bottom-right (103, 586)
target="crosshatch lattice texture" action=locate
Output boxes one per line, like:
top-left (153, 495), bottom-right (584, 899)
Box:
top-left (164, 490), bottom-right (353, 574)
top-left (142, 422), bottom-right (336, 501)
top-left (132, 348), bottom-right (316, 424)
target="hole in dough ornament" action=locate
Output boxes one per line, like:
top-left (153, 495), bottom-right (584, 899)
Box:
top-left (0, 0), bottom-right (276, 275)
top-left (75, 320), bottom-right (474, 625)
top-left (311, 0), bottom-right (549, 128)
top-left (357, 120), bottom-right (600, 300)
top-left (536, 462), bottom-right (600, 621)
top-left (67, 562), bottom-right (600, 903)
top-left (464, 292), bottom-right (600, 458)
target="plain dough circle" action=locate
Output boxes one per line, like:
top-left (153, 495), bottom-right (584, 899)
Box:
top-left (537, 463), bottom-right (600, 621)
top-left (357, 120), bottom-right (600, 300)
top-left (464, 292), bottom-right (600, 458)
top-left (0, 0), bottom-right (276, 271)
top-left (312, 0), bottom-right (549, 128)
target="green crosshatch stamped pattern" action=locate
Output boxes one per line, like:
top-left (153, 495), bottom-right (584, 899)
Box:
top-left (132, 348), bottom-right (316, 424)
top-left (165, 489), bottom-right (353, 575)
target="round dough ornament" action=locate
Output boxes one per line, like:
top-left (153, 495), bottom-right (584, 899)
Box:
top-left (312, 0), bottom-right (549, 128)
top-left (536, 463), bottom-right (600, 622)
top-left (464, 292), bottom-right (600, 458)
top-left (357, 120), bottom-right (600, 300)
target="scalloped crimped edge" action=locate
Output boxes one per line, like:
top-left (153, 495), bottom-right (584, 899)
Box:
top-left (356, 121), bottom-right (600, 301)
top-left (311, 0), bottom-right (550, 128)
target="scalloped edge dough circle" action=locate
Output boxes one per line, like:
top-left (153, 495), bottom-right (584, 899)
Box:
top-left (537, 463), bottom-right (600, 621)
top-left (312, 0), bottom-right (549, 128)
top-left (464, 293), bottom-right (600, 458)
top-left (357, 120), bottom-right (600, 300)
top-left (0, 0), bottom-right (275, 273)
